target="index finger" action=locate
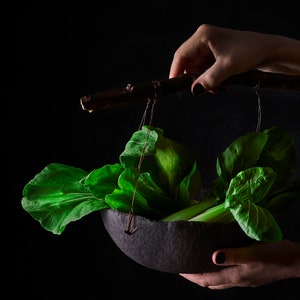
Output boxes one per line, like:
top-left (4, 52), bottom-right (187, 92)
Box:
top-left (169, 53), bottom-right (187, 78)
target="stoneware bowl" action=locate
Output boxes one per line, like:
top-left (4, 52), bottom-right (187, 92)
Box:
top-left (101, 209), bottom-right (254, 273)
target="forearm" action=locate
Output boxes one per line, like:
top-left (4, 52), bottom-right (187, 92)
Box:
top-left (257, 34), bottom-right (300, 75)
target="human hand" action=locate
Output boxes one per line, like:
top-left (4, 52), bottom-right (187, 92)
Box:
top-left (169, 24), bottom-right (300, 95)
top-left (179, 239), bottom-right (300, 289)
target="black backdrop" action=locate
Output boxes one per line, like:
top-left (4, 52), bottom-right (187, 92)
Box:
top-left (15, 1), bottom-right (300, 299)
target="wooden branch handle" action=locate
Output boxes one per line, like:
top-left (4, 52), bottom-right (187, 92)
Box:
top-left (80, 70), bottom-right (300, 112)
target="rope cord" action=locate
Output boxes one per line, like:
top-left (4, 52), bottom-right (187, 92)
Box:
top-left (125, 85), bottom-right (158, 234)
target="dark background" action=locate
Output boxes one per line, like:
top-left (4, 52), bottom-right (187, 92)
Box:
top-left (15, 1), bottom-right (300, 299)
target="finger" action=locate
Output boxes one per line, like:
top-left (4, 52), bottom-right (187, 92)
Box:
top-left (169, 54), bottom-right (187, 78)
top-left (207, 283), bottom-right (242, 290)
top-left (212, 246), bottom-right (254, 266)
top-left (192, 60), bottom-right (233, 92)
top-left (179, 268), bottom-right (240, 288)
top-left (180, 272), bottom-right (240, 290)
top-left (179, 273), bottom-right (208, 287)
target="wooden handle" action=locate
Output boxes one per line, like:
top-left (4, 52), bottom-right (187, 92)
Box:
top-left (80, 70), bottom-right (300, 112)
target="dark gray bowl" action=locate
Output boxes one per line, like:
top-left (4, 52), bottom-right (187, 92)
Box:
top-left (101, 209), bottom-right (254, 273)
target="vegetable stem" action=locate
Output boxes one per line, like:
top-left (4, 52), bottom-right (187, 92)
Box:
top-left (188, 202), bottom-right (234, 223)
top-left (161, 197), bottom-right (216, 221)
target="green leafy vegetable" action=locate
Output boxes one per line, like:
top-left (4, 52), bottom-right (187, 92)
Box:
top-left (21, 125), bottom-right (300, 242)
top-left (22, 126), bottom-right (201, 233)
top-left (22, 163), bottom-right (107, 235)
top-left (224, 166), bottom-right (282, 241)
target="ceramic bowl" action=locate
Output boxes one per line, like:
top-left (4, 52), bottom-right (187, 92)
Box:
top-left (101, 209), bottom-right (253, 273)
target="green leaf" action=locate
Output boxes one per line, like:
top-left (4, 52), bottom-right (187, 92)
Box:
top-left (104, 168), bottom-right (164, 218)
top-left (154, 128), bottom-right (200, 195)
top-left (258, 126), bottom-right (297, 191)
top-left (134, 172), bottom-right (174, 215)
top-left (226, 200), bottom-right (282, 241)
top-left (119, 125), bottom-right (202, 211)
top-left (21, 163), bottom-right (108, 235)
top-left (225, 167), bottom-right (276, 206)
top-left (225, 167), bottom-right (281, 241)
top-left (265, 179), bottom-right (300, 212)
top-left (212, 131), bottom-right (268, 200)
top-left (216, 131), bottom-right (268, 180)
top-left (174, 160), bottom-right (202, 210)
top-left (119, 126), bottom-right (158, 169)
top-left (82, 163), bottom-right (124, 198)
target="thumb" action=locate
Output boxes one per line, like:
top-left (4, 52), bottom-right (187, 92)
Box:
top-left (212, 247), bottom-right (252, 266)
top-left (192, 61), bottom-right (233, 93)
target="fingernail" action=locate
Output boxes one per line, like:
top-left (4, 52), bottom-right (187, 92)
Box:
top-left (192, 83), bottom-right (206, 96)
top-left (215, 252), bottom-right (226, 264)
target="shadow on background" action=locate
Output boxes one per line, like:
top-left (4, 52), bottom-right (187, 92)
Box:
top-left (15, 1), bottom-right (299, 299)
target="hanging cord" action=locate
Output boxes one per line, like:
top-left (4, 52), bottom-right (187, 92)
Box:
top-left (125, 81), bottom-right (159, 234)
top-left (253, 82), bottom-right (262, 132)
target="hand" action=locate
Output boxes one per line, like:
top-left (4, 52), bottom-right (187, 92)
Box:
top-left (169, 24), bottom-right (300, 95)
top-left (179, 239), bottom-right (300, 289)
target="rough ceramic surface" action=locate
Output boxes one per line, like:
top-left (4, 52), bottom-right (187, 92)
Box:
top-left (101, 209), bottom-right (253, 273)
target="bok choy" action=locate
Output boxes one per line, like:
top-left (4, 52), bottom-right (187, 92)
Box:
top-left (21, 125), bottom-right (300, 242)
